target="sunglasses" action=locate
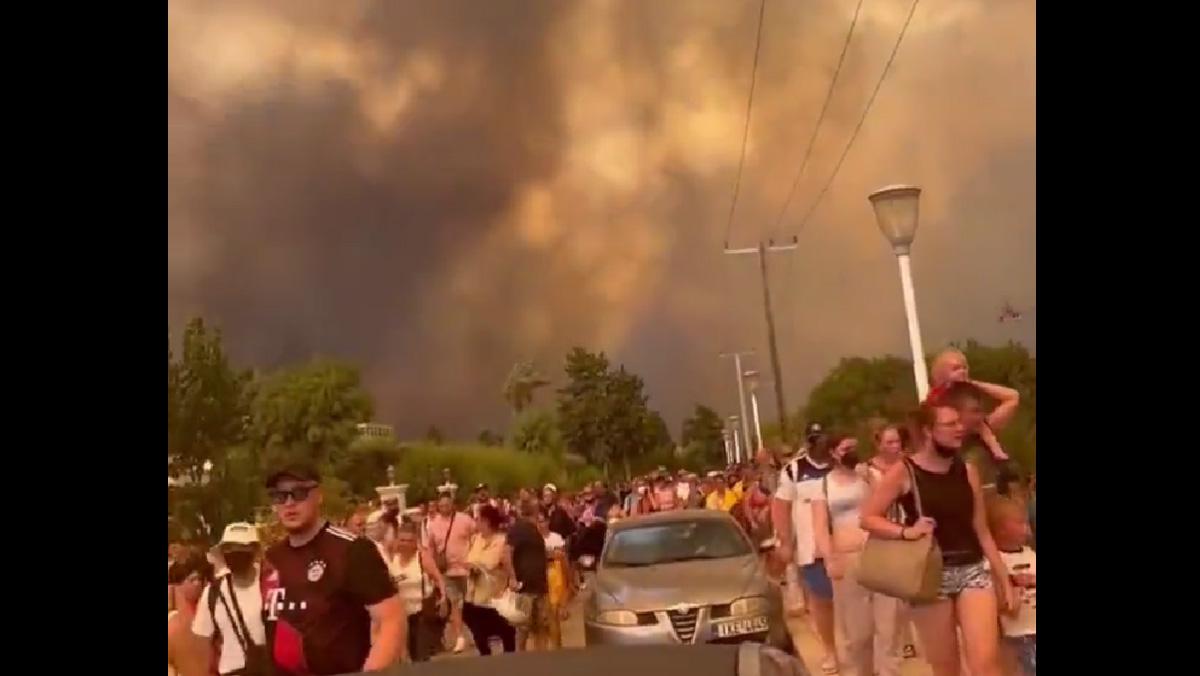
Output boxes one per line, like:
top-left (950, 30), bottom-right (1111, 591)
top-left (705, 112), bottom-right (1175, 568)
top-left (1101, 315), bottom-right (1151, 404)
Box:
top-left (268, 484), bottom-right (318, 505)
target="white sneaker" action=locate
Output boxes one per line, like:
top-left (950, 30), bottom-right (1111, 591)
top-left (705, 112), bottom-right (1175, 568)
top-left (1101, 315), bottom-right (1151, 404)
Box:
top-left (453, 636), bottom-right (466, 653)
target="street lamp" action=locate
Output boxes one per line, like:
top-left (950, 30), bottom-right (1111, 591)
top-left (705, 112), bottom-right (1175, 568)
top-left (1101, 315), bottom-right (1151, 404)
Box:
top-left (743, 370), bottom-right (764, 452)
top-left (869, 184), bottom-right (930, 401)
top-left (728, 416), bottom-right (742, 463)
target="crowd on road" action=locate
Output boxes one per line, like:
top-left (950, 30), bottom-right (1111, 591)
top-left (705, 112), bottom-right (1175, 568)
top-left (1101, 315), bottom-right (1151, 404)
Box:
top-left (167, 347), bottom-right (1036, 676)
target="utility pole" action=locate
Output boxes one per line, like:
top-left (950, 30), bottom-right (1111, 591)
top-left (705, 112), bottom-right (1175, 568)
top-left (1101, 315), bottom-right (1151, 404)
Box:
top-left (725, 237), bottom-right (799, 441)
top-left (720, 350), bottom-right (754, 459)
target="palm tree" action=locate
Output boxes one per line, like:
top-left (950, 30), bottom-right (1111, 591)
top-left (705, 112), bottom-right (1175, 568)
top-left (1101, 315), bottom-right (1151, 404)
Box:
top-left (502, 360), bottom-right (550, 414)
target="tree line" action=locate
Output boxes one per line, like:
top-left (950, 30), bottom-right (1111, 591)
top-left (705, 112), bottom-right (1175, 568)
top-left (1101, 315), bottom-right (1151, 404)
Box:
top-left (168, 316), bottom-right (1035, 542)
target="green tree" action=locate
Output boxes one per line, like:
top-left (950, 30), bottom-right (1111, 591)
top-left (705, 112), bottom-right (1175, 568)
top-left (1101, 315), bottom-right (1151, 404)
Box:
top-left (681, 404), bottom-right (726, 465)
top-left (508, 406), bottom-right (565, 457)
top-left (804, 356), bottom-right (917, 434)
top-left (168, 318), bottom-right (252, 541)
top-left (556, 348), bottom-right (660, 478)
top-left (247, 359), bottom-right (373, 469)
top-left (502, 360), bottom-right (551, 414)
top-left (557, 347), bottom-right (611, 466)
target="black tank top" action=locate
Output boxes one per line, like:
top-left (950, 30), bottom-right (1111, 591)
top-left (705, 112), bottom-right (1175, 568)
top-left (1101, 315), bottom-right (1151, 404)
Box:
top-left (898, 458), bottom-right (983, 566)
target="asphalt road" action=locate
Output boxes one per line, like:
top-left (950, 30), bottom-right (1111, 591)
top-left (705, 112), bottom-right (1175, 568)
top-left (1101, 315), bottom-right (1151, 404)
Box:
top-left (437, 594), bottom-right (933, 676)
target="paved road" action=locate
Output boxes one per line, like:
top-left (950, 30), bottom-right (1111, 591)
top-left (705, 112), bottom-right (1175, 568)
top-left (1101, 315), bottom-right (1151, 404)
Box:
top-left (438, 595), bottom-right (932, 676)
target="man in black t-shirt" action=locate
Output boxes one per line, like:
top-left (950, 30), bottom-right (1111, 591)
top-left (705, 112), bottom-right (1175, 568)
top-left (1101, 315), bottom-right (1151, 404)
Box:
top-left (263, 462), bottom-right (401, 675)
top-left (505, 500), bottom-right (550, 650)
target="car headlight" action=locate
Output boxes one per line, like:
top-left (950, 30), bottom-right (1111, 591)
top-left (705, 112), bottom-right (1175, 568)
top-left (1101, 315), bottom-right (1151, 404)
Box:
top-left (730, 596), bottom-right (770, 616)
top-left (592, 609), bottom-right (639, 626)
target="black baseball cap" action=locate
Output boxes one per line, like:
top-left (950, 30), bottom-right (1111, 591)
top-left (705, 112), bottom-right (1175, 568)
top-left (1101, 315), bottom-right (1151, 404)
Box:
top-left (265, 461), bottom-right (321, 488)
top-left (804, 422), bottom-right (824, 441)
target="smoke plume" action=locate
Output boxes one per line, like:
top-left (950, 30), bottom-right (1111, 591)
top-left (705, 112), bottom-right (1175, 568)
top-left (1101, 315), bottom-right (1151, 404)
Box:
top-left (168, 0), bottom-right (1037, 434)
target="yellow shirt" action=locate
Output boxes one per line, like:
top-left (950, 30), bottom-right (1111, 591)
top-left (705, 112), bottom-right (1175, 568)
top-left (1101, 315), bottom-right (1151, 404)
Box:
top-left (731, 481), bottom-right (745, 500)
top-left (706, 490), bottom-right (738, 512)
top-left (464, 533), bottom-right (506, 605)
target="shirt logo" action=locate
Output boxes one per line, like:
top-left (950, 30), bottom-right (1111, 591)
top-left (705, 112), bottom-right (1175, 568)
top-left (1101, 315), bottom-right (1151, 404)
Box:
top-left (307, 559), bottom-right (327, 582)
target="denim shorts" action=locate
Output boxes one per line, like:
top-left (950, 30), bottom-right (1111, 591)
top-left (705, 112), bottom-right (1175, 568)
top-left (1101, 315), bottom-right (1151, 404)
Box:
top-left (444, 575), bottom-right (468, 604)
top-left (937, 561), bottom-right (992, 599)
top-left (800, 561), bottom-right (835, 600)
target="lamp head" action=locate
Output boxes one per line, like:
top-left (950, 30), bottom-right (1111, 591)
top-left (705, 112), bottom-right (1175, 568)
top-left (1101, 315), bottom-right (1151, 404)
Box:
top-left (868, 184), bottom-right (922, 253)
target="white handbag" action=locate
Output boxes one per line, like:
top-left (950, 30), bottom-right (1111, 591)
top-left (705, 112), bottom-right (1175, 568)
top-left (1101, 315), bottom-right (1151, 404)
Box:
top-left (488, 589), bottom-right (530, 626)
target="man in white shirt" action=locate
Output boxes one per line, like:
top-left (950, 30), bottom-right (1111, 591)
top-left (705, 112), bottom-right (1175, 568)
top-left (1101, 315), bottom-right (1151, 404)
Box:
top-left (771, 424), bottom-right (838, 673)
top-left (193, 522), bottom-right (268, 676)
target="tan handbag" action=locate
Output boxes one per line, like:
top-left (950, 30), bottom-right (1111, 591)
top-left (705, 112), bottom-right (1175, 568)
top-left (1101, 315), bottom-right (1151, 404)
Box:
top-left (857, 460), bottom-right (943, 603)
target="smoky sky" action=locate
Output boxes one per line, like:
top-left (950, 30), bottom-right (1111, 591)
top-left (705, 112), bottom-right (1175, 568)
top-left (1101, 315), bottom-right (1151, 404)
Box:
top-left (168, 0), bottom-right (1037, 436)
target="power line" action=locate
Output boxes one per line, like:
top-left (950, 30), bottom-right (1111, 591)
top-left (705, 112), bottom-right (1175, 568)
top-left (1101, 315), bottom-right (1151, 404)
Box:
top-left (722, 0), bottom-right (769, 246)
top-left (772, 0), bottom-right (867, 234)
top-left (792, 0), bottom-right (923, 234)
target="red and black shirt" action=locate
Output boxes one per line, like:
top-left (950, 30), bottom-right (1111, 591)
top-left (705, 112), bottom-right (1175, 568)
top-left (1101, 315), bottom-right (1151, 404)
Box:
top-left (264, 522), bottom-right (396, 676)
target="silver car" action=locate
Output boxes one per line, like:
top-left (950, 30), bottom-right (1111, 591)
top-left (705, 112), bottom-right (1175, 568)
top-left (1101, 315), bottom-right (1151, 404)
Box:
top-left (583, 509), bottom-right (794, 653)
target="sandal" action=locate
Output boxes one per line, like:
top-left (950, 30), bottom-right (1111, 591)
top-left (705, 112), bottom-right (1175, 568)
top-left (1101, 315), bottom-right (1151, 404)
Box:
top-left (821, 657), bottom-right (840, 675)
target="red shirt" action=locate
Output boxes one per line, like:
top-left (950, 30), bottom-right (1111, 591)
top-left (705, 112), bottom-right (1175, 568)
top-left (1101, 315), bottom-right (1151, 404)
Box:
top-left (264, 522), bottom-right (396, 676)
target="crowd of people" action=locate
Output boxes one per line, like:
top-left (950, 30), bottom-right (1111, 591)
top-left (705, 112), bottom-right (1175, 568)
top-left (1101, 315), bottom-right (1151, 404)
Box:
top-left (166, 347), bottom-right (1036, 676)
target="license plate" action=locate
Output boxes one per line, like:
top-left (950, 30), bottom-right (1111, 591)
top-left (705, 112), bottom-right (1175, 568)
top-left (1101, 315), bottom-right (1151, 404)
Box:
top-left (713, 615), bottom-right (770, 638)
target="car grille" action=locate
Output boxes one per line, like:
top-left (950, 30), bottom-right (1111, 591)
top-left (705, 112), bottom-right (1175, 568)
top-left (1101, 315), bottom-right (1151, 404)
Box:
top-left (666, 607), bottom-right (701, 643)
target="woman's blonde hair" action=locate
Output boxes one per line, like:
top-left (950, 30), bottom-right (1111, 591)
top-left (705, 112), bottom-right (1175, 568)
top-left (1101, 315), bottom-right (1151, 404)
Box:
top-left (930, 348), bottom-right (967, 385)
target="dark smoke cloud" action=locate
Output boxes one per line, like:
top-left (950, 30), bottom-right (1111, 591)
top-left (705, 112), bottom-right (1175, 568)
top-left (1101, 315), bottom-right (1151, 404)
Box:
top-left (168, 0), bottom-right (1036, 436)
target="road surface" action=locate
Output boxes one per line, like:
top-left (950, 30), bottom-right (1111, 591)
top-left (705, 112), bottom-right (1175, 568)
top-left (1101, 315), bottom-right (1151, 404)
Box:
top-left (437, 595), bottom-right (932, 676)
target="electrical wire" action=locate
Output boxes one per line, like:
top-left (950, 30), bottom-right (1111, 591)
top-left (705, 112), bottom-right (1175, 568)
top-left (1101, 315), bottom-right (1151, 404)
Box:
top-left (771, 0), bottom-right (866, 234)
top-left (722, 0), bottom-right (769, 246)
top-left (791, 0), bottom-right (923, 234)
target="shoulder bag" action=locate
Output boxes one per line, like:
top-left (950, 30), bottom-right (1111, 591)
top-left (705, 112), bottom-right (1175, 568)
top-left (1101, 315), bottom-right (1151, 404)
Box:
top-left (856, 460), bottom-right (943, 603)
top-left (432, 513), bottom-right (456, 573)
top-left (214, 575), bottom-right (272, 676)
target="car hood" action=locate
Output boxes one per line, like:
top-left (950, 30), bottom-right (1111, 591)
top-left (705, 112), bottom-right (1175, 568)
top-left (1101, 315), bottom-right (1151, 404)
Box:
top-left (594, 556), bottom-right (763, 611)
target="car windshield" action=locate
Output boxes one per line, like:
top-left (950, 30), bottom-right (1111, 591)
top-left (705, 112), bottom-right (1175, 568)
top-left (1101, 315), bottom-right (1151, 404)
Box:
top-left (602, 519), bottom-right (752, 567)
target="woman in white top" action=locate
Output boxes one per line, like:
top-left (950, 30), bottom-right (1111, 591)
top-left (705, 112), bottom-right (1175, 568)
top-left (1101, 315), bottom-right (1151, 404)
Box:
top-left (389, 521), bottom-right (447, 663)
top-left (868, 422), bottom-right (919, 660)
top-left (813, 434), bottom-right (902, 676)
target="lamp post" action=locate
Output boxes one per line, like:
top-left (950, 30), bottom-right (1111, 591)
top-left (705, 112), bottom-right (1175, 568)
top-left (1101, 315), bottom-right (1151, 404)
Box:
top-left (728, 415), bottom-right (742, 463)
top-left (377, 464), bottom-right (409, 512)
top-left (869, 185), bottom-right (930, 401)
top-left (743, 370), bottom-right (764, 452)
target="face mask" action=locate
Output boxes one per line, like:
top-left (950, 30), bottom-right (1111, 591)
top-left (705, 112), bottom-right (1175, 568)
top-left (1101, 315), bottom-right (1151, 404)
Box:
top-left (224, 552), bottom-right (255, 574)
top-left (933, 442), bottom-right (958, 458)
top-left (839, 451), bottom-right (860, 469)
